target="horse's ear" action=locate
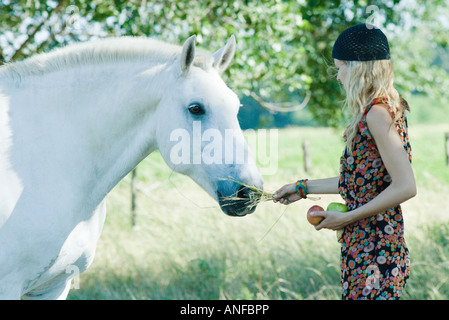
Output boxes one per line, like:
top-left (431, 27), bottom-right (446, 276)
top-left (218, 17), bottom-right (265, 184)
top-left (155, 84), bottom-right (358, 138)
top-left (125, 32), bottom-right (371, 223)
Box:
top-left (213, 35), bottom-right (236, 74)
top-left (180, 35), bottom-right (196, 74)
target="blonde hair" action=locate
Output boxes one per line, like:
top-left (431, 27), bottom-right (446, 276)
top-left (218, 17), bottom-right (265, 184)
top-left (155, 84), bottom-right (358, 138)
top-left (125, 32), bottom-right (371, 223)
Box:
top-left (342, 59), bottom-right (401, 153)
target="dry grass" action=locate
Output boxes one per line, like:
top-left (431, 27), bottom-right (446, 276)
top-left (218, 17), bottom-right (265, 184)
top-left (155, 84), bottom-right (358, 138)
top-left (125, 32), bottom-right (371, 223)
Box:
top-left (219, 177), bottom-right (276, 211)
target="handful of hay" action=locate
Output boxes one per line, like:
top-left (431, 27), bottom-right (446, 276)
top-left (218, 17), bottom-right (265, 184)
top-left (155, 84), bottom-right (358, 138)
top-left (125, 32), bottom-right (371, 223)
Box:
top-left (220, 177), bottom-right (320, 210)
top-left (219, 177), bottom-right (276, 210)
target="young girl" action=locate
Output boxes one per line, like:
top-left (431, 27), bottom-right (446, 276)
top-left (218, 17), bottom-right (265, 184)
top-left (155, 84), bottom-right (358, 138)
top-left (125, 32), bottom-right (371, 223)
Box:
top-left (273, 24), bottom-right (417, 300)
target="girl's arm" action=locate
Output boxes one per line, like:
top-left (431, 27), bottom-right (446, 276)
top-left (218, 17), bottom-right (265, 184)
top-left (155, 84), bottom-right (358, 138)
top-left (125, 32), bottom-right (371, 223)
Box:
top-left (314, 104), bottom-right (417, 230)
top-left (273, 176), bottom-right (340, 205)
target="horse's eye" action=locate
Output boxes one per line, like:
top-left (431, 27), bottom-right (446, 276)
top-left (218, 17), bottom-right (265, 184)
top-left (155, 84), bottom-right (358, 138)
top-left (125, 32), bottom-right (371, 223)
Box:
top-left (188, 104), bottom-right (205, 115)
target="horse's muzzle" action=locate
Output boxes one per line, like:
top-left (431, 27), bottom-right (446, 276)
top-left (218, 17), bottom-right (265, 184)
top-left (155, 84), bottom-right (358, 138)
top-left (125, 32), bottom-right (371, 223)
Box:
top-left (217, 185), bottom-right (258, 217)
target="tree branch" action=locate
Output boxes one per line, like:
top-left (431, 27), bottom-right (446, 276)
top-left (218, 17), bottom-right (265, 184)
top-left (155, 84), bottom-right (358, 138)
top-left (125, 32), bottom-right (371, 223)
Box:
top-left (249, 91), bottom-right (311, 113)
top-left (34, 13), bottom-right (70, 54)
top-left (9, 0), bottom-right (68, 61)
top-left (0, 47), bottom-right (4, 65)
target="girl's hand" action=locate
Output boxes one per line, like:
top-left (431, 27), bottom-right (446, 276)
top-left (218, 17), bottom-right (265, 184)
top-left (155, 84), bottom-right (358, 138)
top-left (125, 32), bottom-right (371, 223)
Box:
top-left (312, 210), bottom-right (354, 231)
top-left (272, 183), bottom-right (302, 205)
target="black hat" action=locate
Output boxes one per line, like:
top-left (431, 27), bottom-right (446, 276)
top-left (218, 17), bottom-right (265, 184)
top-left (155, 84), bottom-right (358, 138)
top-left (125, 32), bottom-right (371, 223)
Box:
top-left (332, 24), bottom-right (390, 61)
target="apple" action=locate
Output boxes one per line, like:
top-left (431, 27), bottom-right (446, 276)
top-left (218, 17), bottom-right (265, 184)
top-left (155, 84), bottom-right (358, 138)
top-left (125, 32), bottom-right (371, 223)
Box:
top-left (307, 205), bottom-right (324, 226)
top-left (326, 202), bottom-right (348, 212)
top-left (326, 202), bottom-right (348, 242)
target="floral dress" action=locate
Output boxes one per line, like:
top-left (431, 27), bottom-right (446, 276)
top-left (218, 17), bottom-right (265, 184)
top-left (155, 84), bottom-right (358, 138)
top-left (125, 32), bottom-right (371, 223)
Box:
top-left (338, 96), bottom-right (411, 300)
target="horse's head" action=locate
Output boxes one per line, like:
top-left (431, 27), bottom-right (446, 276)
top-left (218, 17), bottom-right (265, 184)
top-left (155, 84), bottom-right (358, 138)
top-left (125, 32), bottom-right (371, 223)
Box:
top-left (155, 35), bottom-right (264, 217)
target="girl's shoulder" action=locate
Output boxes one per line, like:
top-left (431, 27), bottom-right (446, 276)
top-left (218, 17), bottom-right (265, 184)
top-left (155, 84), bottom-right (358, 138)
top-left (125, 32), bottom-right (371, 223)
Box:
top-left (365, 103), bottom-right (395, 129)
top-left (364, 96), bottom-right (410, 117)
top-left (359, 96), bottom-right (409, 142)
top-left (363, 96), bottom-right (410, 142)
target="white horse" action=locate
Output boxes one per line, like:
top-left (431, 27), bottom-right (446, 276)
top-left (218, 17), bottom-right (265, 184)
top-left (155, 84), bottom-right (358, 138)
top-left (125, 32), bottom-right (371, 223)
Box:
top-left (0, 35), bottom-right (263, 300)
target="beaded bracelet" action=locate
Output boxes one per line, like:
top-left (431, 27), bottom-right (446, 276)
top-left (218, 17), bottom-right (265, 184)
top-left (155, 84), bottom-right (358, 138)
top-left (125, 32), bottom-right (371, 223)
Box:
top-left (295, 179), bottom-right (308, 199)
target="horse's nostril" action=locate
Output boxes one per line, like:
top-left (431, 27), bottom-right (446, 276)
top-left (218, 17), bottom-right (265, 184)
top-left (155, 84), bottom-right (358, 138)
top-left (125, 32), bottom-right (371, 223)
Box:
top-left (237, 186), bottom-right (248, 199)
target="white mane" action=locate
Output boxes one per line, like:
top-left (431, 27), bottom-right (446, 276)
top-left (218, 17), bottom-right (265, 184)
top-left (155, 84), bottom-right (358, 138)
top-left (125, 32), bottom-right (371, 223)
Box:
top-left (0, 37), bottom-right (213, 82)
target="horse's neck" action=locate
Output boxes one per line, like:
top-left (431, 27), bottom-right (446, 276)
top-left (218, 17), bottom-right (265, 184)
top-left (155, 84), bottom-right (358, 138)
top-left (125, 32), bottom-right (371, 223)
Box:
top-left (8, 61), bottom-right (165, 213)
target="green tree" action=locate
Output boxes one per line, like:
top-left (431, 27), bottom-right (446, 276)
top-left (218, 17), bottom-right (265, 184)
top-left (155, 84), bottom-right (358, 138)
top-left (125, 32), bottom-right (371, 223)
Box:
top-left (1, 0), bottom-right (448, 126)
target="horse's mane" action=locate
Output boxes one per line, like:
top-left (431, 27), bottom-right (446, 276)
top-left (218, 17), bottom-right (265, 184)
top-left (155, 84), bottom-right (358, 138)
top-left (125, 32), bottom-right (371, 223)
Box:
top-left (0, 37), bottom-right (213, 81)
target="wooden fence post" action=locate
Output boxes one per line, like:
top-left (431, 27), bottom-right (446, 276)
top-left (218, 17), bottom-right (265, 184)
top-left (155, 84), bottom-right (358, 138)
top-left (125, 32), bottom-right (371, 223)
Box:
top-left (303, 140), bottom-right (311, 173)
top-left (445, 132), bottom-right (449, 166)
top-left (131, 168), bottom-right (137, 227)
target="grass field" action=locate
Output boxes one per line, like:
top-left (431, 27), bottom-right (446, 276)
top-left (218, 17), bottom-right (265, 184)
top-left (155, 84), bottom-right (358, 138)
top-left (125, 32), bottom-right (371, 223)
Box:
top-left (68, 100), bottom-right (449, 300)
top-left (69, 119), bottom-right (449, 299)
